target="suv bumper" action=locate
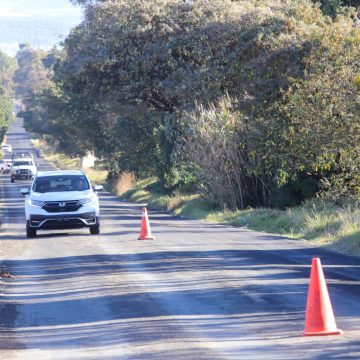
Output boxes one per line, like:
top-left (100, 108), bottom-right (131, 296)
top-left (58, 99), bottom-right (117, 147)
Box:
top-left (13, 174), bottom-right (34, 180)
top-left (29, 212), bottom-right (97, 229)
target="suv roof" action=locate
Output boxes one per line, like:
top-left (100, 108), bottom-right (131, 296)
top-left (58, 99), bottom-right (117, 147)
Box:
top-left (36, 170), bottom-right (85, 177)
top-left (12, 151), bottom-right (34, 160)
top-left (13, 157), bottom-right (34, 162)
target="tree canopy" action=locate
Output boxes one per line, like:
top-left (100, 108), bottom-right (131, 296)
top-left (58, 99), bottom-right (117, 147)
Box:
top-left (20, 0), bottom-right (360, 208)
top-left (0, 50), bottom-right (16, 143)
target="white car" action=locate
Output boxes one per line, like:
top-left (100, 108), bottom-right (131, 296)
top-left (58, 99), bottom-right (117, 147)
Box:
top-left (11, 157), bottom-right (37, 182)
top-left (1, 144), bottom-right (12, 153)
top-left (20, 170), bottom-right (103, 238)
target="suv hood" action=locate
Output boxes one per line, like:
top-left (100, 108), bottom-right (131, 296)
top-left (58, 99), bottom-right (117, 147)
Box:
top-left (13, 165), bottom-right (35, 170)
top-left (31, 190), bottom-right (93, 202)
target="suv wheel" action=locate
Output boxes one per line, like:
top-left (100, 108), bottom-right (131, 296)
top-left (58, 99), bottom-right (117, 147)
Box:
top-left (26, 221), bottom-right (36, 238)
top-left (89, 218), bottom-right (100, 235)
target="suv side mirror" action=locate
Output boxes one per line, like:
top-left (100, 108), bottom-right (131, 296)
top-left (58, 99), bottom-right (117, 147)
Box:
top-left (20, 188), bottom-right (30, 196)
top-left (93, 185), bottom-right (103, 192)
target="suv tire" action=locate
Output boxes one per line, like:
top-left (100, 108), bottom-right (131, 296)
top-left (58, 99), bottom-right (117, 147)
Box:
top-left (89, 218), bottom-right (100, 235)
top-left (26, 221), bottom-right (36, 238)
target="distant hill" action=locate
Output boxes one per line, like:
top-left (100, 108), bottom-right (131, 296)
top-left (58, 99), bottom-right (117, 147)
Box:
top-left (0, 0), bottom-right (82, 56)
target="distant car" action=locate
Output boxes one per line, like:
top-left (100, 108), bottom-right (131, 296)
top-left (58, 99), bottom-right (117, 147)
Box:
top-left (1, 144), bottom-right (12, 153)
top-left (20, 170), bottom-right (103, 238)
top-left (10, 157), bottom-right (37, 182)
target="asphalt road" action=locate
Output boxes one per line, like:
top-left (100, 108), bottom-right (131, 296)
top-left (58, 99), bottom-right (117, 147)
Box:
top-left (0, 118), bottom-right (360, 359)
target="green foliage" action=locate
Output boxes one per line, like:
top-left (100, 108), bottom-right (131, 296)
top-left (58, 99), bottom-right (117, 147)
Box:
top-left (273, 173), bottom-right (319, 209)
top-left (153, 116), bottom-right (180, 191)
top-left (274, 14), bottom-right (360, 199)
top-left (320, 0), bottom-right (343, 18)
top-left (315, 1), bottom-right (360, 18)
top-left (308, 0), bottom-right (360, 19)
top-left (0, 50), bottom-right (16, 143)
top-left (14, 44), bottom-right (50, 99)
top-left (19, 0), bottom-right (360, 209)
top-left (184, 2), bottom-right (360, 208)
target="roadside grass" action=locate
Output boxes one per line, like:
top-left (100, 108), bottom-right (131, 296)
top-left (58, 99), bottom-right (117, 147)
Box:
top-left (32, 139), bottom-right (79, 170)
top-left (121, 177), bottom-right (360, 256)
top-left (30, 139), bottom-right (360, 256)
top-left (31, 138), bottom-right (108, 185)
top-left (121, 177), bottom-right (203, 212)
top-left (84, 167), bottom-right (108, 186)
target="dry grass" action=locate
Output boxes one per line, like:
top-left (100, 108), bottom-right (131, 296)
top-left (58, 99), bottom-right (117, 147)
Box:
top-left (85, 167), bottom-right (108, 185)
top-left (32, 139), bottom-right (80, 170)
top-left (206, 200), bottom-right (360, 255)
top-left (113, 172), bottom-right (136, 196)
top-left (121, 178), bottom-right (202, 211)
top-left (123, 178), bottom-right (360, 257)
top-left (31, 138), bottom-right (108, 185)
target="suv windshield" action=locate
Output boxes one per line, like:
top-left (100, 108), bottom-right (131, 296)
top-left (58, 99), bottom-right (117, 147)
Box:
top-left (14, 161), bottom-right (33, 166)
top-left (33, 175), bottom-right (90, 193)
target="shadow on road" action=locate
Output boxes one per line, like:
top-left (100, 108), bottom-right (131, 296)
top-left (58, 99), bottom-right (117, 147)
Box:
top-left (0, 248), bottom-right (359, 354)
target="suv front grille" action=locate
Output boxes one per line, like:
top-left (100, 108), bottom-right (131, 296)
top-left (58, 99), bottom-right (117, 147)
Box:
top-left (43, 201), bottom-right (82, 213)
top-left (30, 212), bottom-right (96, 228)
top-left (19, 169), bottom-right (30, 175)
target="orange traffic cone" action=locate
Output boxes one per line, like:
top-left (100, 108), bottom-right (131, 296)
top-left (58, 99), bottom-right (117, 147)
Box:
top-left (303, 258), bottom-right (343, 336)
top-left (138, 207), bottom-right (155, 240)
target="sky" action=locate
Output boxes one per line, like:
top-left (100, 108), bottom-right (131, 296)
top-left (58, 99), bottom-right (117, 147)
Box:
top-left (0, 0), bottom-right (83, 56)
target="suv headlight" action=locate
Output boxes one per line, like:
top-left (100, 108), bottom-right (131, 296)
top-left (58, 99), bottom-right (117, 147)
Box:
top-left (30, 199), bottom-right (45, 207)
top-left (79, 195), bottom-right (96, 205)
top-left (16, 169), bottom-right (20, 174)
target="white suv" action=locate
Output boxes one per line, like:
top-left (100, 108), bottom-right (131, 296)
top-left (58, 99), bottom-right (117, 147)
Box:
top-left (20, 170), bottom-right (103, 238)
top-left (11, 157), bottom-right (37, 182)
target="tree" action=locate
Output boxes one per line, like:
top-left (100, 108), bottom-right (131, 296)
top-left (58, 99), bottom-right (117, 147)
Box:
top-left (25, 0), bottom-right (360, 208)
top-left (184, 2), bottom-right (360, 207)
top-left (273, 14), bottom-right (360, 198)
top-left (52, 0), bottom-right (309, 188)
top-left (13, 44), bottom-right (50, 100)
top-left (0, 51), bottom-right (16, 143)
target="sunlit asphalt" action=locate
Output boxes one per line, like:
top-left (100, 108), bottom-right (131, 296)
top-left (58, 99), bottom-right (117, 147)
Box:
top-left (0, 118), bottom-right (360, 359)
